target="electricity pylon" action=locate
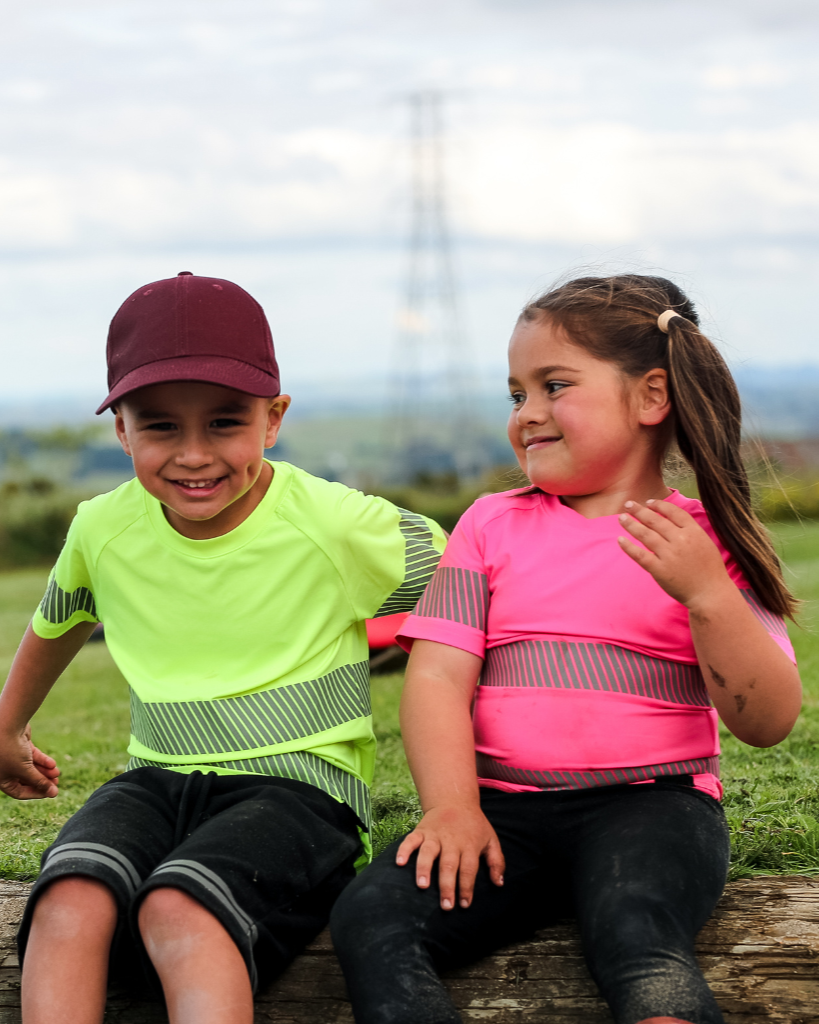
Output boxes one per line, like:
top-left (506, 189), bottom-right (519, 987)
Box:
top-left (390, 90), bottom-right (483, 482)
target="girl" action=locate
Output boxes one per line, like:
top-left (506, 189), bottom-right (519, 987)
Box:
top-left (330, 275), bottom-right (802, 1024)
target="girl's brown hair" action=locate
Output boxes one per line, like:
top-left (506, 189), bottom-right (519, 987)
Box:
top-left (521, 274), bottom-right (796, 618)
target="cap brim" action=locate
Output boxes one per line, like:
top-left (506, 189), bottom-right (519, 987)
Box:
top-left (96, 355), bottom-right (280, 414)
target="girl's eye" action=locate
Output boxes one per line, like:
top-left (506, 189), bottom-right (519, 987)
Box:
top-left (546, 380), bottom-right (570, 395)
top-left (508, 391), bottom-right (525, 406)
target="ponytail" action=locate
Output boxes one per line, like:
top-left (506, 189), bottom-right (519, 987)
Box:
top-left (665, 316), bottom-right (796, 618)
top-left (521, 274), bottom-right (797, 618)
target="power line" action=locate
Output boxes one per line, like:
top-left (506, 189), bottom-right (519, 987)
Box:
top-left (389, 90), bottom-right (484, 482)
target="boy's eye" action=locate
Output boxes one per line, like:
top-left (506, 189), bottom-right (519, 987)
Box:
top-left (145, 421), bottom-right (176, 432)
top-left (211, 418), bottom-right (243, 429)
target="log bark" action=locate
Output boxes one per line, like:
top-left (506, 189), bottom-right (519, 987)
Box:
top-left (0, 877), bottom-right (816, 1023)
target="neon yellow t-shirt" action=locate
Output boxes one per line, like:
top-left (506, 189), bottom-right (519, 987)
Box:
top-left (33, 460), bottom-right (445, 851)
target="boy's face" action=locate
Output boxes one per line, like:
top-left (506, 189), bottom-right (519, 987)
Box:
top-left (114, 381), bottom-right (290, 539)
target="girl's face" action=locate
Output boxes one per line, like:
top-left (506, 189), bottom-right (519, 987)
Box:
top-left (507, 317), bottom-right (668, 500)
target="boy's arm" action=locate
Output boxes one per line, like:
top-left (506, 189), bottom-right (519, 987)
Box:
top-left (396, 639), bottom-right (505, 911)
top-left (0, 621), bottom-right (96, 799)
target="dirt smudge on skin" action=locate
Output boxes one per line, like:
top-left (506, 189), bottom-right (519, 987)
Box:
top-left (734, 694), bottom-right (747, 713)
top-left (709, 666), bottom-right (727, 688)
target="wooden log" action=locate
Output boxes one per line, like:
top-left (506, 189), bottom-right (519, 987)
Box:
top-left (0, 877), bottom-right (816, 1023)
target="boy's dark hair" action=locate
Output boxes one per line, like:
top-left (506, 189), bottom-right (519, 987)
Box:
top-left (521, 273), bottom-right (796, 619)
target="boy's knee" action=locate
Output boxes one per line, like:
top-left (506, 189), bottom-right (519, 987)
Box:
top-left (137, 886), bottom-right (228, 952)
top-left (138, 886), bottom-right (204, 930)
top-left (32, 876), bottom-right (117, 935)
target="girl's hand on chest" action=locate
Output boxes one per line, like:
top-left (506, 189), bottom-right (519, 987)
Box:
top-left (616, 498), bottom-right (733, 610)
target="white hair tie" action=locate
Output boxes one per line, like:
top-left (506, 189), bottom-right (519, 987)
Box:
top-left (657, 309), bottom-right (682, 334)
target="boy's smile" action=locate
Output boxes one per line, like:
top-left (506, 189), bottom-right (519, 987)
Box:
top-left (114, 381), bottom-right (290, 539)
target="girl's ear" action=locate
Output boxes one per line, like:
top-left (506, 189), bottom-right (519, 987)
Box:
top-left (637, 368), bottom-right (671, 426)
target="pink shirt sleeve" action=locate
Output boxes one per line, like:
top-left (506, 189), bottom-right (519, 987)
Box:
top-left (397, 504), bottom-right (488, 658)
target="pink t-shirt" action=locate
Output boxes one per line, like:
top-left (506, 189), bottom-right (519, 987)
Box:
top-left (398, 489), bottom-right (794, 801)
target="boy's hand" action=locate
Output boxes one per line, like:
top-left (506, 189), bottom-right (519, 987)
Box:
top-left (617, 499), bottom-right (732, 611)
top-left (396, 804), bottom-right (505, 910)
top-left (0, 725), bottom-right (59, 800)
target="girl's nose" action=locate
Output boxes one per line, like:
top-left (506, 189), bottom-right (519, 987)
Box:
top-left (517, 396), bottom-right (548, 425)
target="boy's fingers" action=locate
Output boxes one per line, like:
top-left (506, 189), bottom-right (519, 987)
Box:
top-left (0, 769), bottom-right (57, 801)
top-left (31, 746), bottom-right (56, 769)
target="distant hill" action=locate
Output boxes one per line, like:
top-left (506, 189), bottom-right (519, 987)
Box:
top-left (2, 365), bottom-right (819, 486)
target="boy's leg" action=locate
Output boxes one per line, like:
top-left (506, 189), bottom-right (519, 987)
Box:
top-left (331, 790), bottom-right (569, 1024)
top-left (138, 888), bottom-right (253, 1024)
top-left (17, 768), bottom-right (186, 1016)
top-left (572, 782), bottom-right (730, 1024)
top-left (133, 774), bottom-right (362, 1009)
top-left (21, 877), bottom-right (117, 1024)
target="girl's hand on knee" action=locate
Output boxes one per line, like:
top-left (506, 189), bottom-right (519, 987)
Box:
top-left (617, 499), bottom-right (732, 610)
top-left (395, 805), bottom-right (505, 911)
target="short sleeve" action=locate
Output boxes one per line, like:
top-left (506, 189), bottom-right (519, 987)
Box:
top-left (739, 588), bottom-right (796, 663)
top-left (398, 503), bottom-right (488, 658)
top-left (328, 489), bottom-right (446, 623)
top-left (31, 507), bottom-right (98, 639)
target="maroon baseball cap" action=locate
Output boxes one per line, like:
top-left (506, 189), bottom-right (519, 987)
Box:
top-left (96, 271), bottom-right (281, 414)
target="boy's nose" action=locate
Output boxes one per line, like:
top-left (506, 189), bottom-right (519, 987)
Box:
top-left (175, 443), bottom-right (213, 468)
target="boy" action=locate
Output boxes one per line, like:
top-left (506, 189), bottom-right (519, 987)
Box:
top-left (0, 272), bottom-right (446, 1024)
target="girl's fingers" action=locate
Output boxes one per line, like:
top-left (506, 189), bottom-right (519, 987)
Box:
top-left (486, 837), bottom-right (506, 887)
top-left (618, 535), bottom-right (655, 568)
top-left (456, 851), bottom-right (480, 908)
top-left (645, 498), bottom-right (695, 528)
top-left (395, 829), bottom-right (424, 866)
top-left (618, 514), bottom-right (664, 553)
top-left (437, 851), bottom-right (461, 909)
top-left (414, 839), bottom-right (441, 890)
top-left (623, 501), bottom-right (677, 540)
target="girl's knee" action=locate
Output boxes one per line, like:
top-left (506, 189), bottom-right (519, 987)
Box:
top-left (331, 870), bottom-right (423, 950)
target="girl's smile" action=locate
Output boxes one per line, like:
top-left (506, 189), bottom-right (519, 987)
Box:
top-left (507, 317), bottom-right (672, 518)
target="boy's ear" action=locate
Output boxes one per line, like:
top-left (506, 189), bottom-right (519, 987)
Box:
top-left (265, 395), bottom-right (291, 448)
top-left (637, 369), bottom-right (671, 427)
top-left (113, 409), bottom-right (133, 457)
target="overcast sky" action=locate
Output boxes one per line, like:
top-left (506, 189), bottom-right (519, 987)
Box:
top-left (1, 0), bottom-right (818, 408)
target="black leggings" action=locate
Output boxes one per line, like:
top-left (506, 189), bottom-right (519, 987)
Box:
top-left (331, 781), bottom-right (730, 1024)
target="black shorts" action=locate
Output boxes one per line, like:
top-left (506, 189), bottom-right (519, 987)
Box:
top-left (18, 767), bottom-right (362, 993)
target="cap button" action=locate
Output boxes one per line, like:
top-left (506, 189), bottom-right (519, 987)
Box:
top-left (178, 270), bottom-right (193, 276)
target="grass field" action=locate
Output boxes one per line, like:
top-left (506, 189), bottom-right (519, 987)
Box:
top-left (0, 521), bottom-right (818, 880)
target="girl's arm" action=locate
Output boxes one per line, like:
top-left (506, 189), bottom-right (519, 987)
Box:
top-left (619, 500), bottom-right (802, 746)
top-left (396, 639), bottom-right (505, 910)
top-left (0, 621), bottom-right (97, 799)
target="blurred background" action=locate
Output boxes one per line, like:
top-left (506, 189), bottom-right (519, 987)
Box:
top-left (2, 0), bottom-right (819, 562)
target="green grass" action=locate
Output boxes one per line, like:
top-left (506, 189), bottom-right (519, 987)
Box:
top-left (2, 522), bottom-right (819, 878)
